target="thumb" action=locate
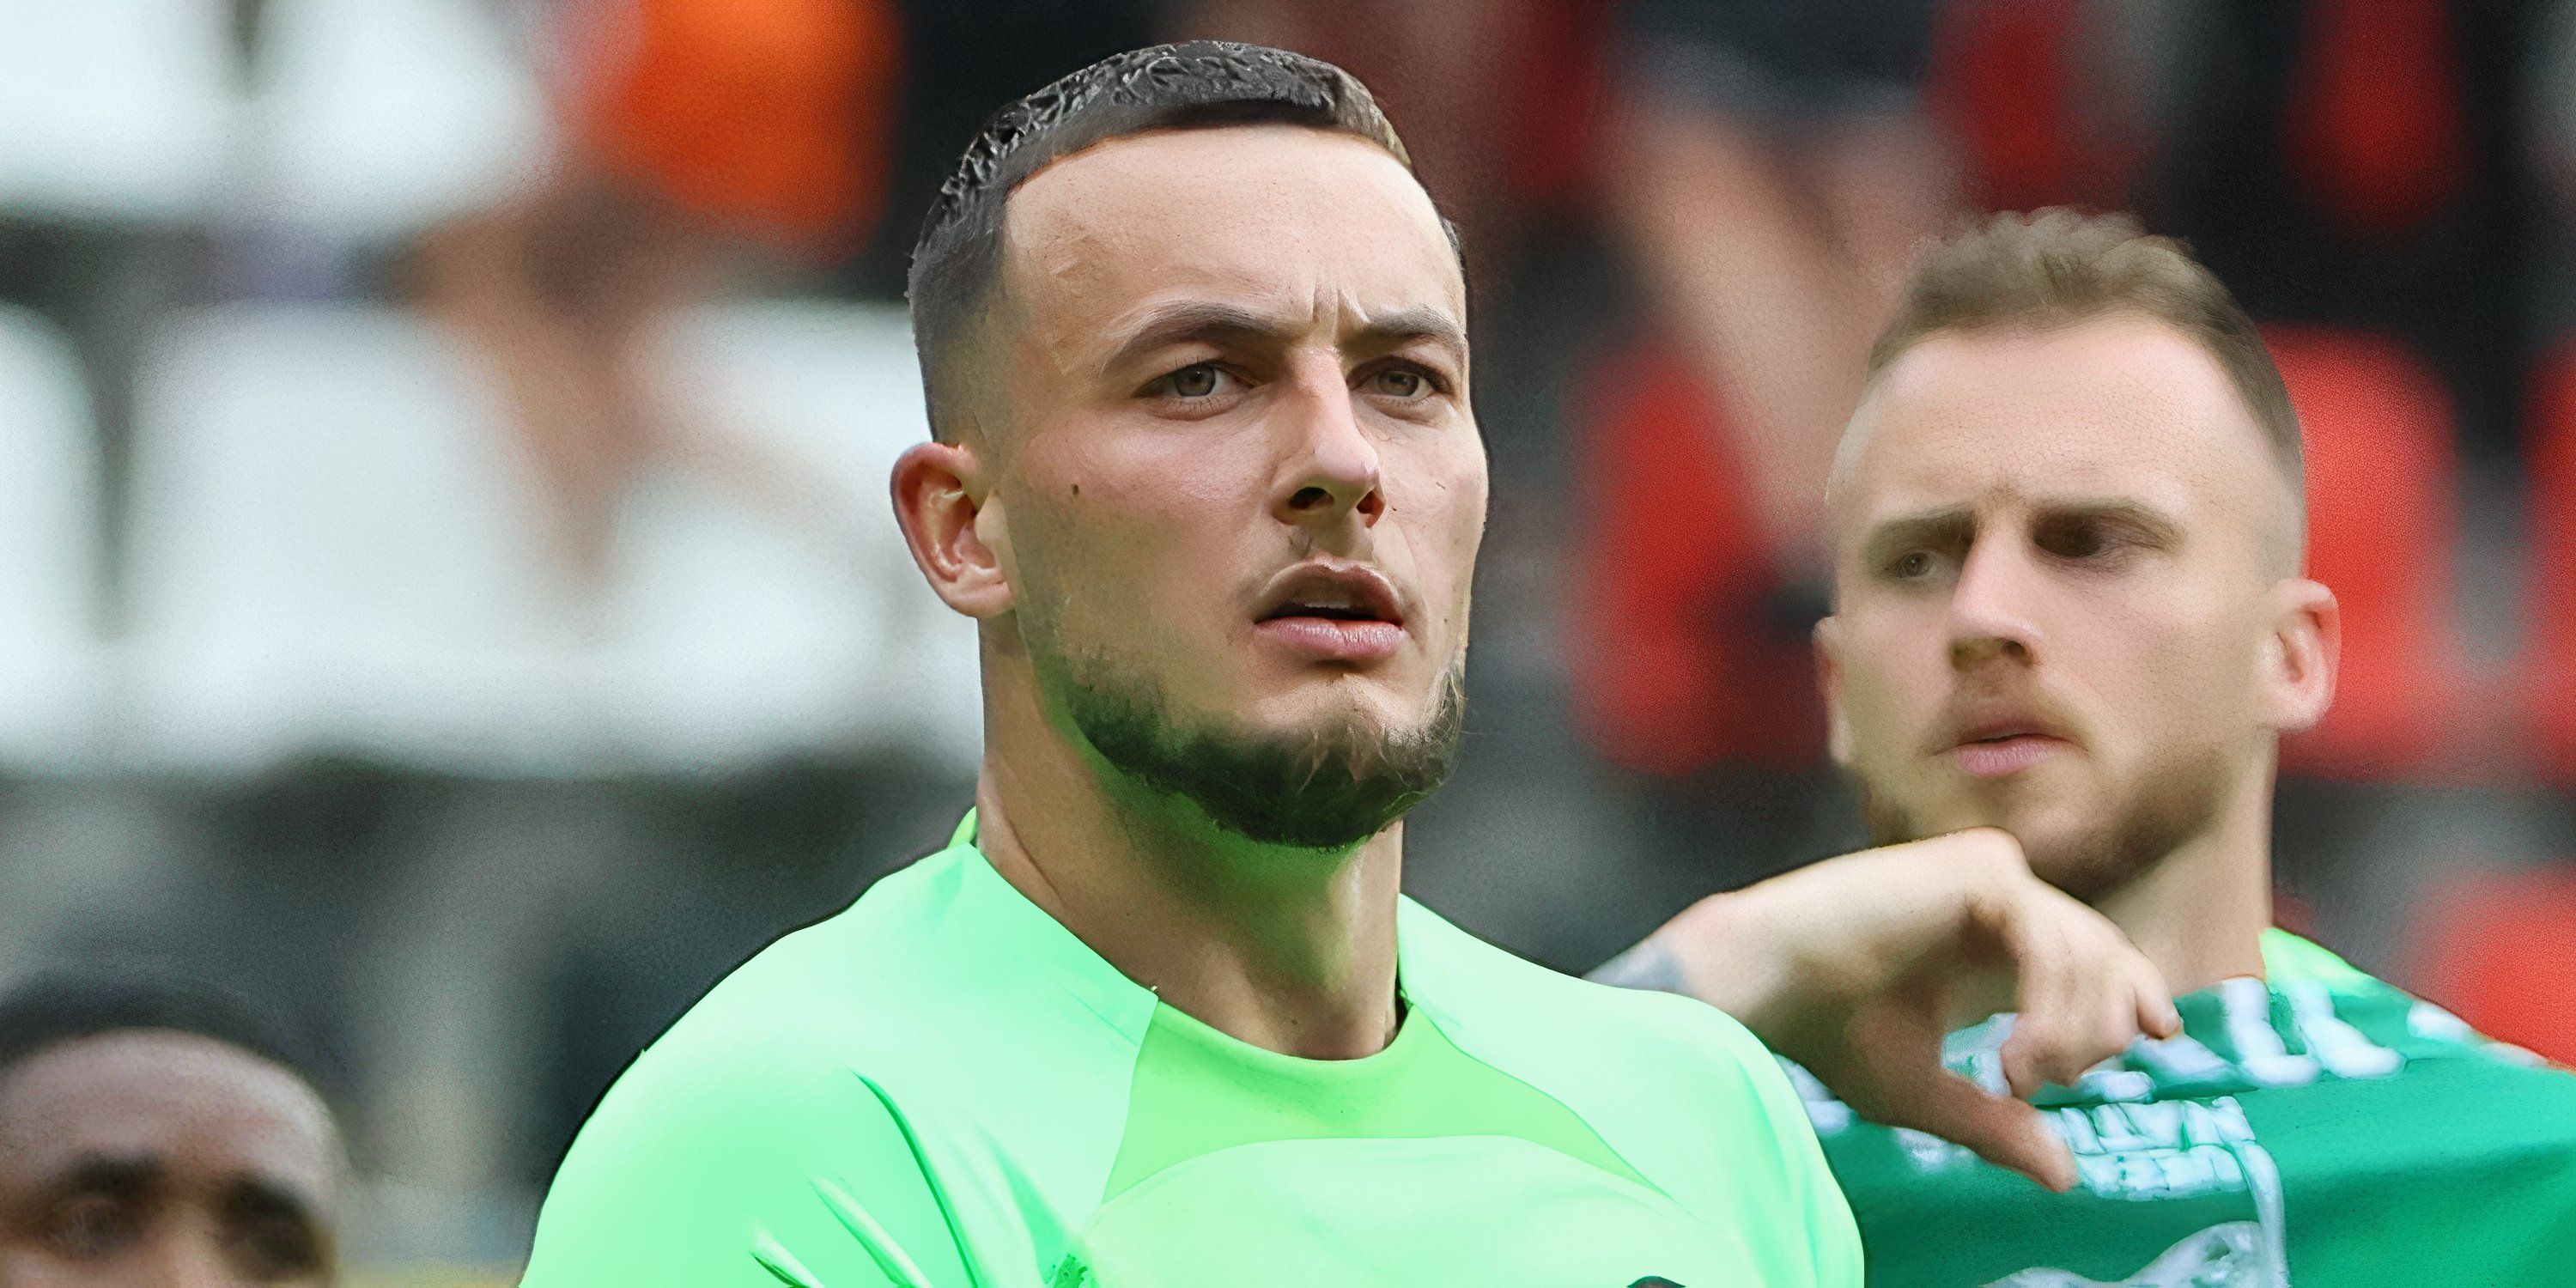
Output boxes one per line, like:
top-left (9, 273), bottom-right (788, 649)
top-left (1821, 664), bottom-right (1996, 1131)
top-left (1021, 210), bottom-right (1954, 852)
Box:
top-left (1877, 1073), bottom-right (2078, 1193)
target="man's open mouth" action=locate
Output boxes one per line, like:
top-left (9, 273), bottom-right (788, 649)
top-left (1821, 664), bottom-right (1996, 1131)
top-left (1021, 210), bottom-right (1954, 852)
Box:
top-left (1256, 564), bottom-right (1405, 627)
top-left (1253, 563), bottom-right (1407, 662)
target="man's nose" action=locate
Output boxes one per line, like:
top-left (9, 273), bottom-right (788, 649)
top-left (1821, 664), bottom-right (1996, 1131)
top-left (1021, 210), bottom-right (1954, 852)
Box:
top-left (150, 1230), bottom-right (252, 1288)
top-left (1273, 361), bottom-right (1382, 528)
top-left (1947, 538), bottom-right (2044, 669)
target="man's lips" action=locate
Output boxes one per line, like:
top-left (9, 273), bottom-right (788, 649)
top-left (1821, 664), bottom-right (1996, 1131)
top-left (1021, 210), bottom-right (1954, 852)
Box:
top-left (1943, 721), bottom-right (2074, 779)
top-left (1253, 616), bottom-right (1404, 662)
top-left (1254, 562), bottom-right (1406, 663)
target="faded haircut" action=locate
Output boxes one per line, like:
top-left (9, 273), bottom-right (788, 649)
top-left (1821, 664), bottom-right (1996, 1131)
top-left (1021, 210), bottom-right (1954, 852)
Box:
top-left (906, 41), bottom-right (1451, 444)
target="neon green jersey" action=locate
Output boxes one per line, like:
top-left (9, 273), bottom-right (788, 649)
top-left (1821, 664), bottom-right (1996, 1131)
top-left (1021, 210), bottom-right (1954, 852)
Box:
top-left (524, 813), bottom-right (1862, 1287)
top-left (1796, 930), bottom-right (2576, 1285)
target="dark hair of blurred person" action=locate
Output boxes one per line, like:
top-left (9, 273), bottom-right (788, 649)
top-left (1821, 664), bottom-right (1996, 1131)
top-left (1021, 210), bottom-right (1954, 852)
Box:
top-left (0, 975), bottom-right (344, 1287)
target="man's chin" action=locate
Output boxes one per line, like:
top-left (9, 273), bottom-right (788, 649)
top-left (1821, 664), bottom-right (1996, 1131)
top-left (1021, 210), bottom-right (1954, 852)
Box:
top-left (1071, 665), bottom-right (1469, 852)
top-left (1868, 788), bottom-right (2087, 855)
top-left (1227, 702), bottom-right (1447, 766)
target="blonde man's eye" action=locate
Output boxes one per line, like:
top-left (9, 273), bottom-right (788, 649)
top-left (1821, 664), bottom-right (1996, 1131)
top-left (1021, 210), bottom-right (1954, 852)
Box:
top-left (1374, 369), bottom-right (1426, 398)
top-left (1164, 365), bottom-right (1219, 397)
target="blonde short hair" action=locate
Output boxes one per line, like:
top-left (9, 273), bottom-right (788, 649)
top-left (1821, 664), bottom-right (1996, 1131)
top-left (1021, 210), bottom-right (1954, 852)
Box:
top-left (1868, 208), bottom-right (2304, 506)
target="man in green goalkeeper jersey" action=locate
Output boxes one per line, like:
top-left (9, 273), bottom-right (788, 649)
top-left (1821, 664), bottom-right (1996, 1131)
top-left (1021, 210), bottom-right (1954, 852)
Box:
top-left (522, 45), bottom-right (2184, 1288)
top-left (1613, 210), bottom-right (2576, 1285)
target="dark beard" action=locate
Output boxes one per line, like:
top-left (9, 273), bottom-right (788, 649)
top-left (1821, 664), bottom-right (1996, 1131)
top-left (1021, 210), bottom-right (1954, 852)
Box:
top-left (1850, 746), bottom-right (2234, 904)
top-left (1042, 648), bottom-right (1467, 851)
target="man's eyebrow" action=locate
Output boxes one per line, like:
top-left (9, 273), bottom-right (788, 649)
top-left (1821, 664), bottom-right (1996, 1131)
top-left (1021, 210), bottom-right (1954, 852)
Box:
top-left (2033, 497), bottom-right (2186, 540)
top-left (1101, 301), bottom-right (1469, 374)
top-left (30, 1154), bottom-right (160, 1203)
top-left (1103, 301), bottom-right (1299, 373)
top-left (1859, 507), bottom-right (1975, 567)
top-left (1856, 498), bottom-right (2185, 568)
top-left (1347, 307), bottom-right (1467, 361)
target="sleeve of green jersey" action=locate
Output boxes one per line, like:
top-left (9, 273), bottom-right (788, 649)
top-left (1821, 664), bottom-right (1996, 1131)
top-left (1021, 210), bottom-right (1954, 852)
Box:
top-left (1711, 1012), bottom-right (1867, 1288)
top-left (521, 1037), bottom-right (977, 1288)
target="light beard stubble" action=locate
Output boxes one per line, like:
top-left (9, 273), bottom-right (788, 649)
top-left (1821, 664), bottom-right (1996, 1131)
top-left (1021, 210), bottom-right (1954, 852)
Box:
top-left (1849, 742), bottom-right (2237, 904)
top-left (1030, 627), bottom-right (1469, 852)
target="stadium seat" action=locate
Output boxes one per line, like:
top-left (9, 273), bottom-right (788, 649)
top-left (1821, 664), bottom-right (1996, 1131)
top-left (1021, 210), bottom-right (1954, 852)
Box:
top-left (237, 0), bottom-right (548, 242)
top-left (124, 303), bottom-right (589, 775)
top-left (0, 307), bottom-right (107, 771)
top-left (1565, 343), bottom-right (1824, 777)
top-left (2264, 325), bottom-right (2466, 781)
top-left (2411, 865), bottom-right (2576, 1066)
top-left (2523, 335), bottom-right (2576, 775)
top-left (0, 0), bottom-right (237, 222)
top-left (123, 301), bottom-right (963, 776)
top-left (611, 302), bottom-right (979, 773)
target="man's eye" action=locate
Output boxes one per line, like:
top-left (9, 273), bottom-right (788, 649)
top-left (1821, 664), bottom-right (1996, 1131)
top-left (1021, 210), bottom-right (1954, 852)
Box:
top-left (1145, 364), bottom-right (1226, 398)
top-left (1892, 551), bottom-right (1935, 580)
top-left (1369, 368), bottom-right (1430, 398)
top-left (2037, 521), bottom-right (2111, 560)
top-left (232, 1219), bottom-right (322, 1280)
top-left (45, 1196), bottom-right (139, 1259)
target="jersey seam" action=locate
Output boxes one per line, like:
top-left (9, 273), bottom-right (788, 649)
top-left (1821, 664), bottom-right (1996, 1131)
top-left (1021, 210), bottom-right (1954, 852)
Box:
top-left (1445, 1035), bottom-right (1675, 1203)
top-left (848, 1067), bottom-right (991, 1288)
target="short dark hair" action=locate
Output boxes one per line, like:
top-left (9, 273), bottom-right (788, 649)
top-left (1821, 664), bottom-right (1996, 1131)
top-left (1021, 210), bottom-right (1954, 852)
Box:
top-left (906, 41), bottom-right (1432, 443)
top-left (0, 973), bottom-right (327, 1094)
top-left (1869, 209), bottom-right (2305, 507)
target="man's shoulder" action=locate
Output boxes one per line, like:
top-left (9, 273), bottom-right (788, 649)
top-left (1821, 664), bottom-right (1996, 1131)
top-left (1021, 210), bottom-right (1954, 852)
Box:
top-left (592, 844), bottom-right (1051, 1130)
top-left (677, 851), bottom-right (975, 1034)
top-left (1395, 897), bottom-right (1853, 1260)
top-left (528, 845), bottom-right (1109, 1285)
top-left (1395, 897), bottom-right (1797, 1140)
top-left (1399, 897), bottom-right (1776, 1061)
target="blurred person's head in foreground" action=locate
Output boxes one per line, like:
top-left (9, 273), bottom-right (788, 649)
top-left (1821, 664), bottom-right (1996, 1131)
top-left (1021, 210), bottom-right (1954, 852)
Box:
top-left (892, 41), bottom-right (1482, 856)
top-left (0, 975), bottom-right (344, 1286)
top-left (1817, 209), bottom-right (2338, 987)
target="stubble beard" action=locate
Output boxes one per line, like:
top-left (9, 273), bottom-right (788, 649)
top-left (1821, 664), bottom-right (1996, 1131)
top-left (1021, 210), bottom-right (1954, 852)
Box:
top-left (1025, 611), bottom-right (1467, 852)
top-left (1850, 742), bottom-right (2236, 905)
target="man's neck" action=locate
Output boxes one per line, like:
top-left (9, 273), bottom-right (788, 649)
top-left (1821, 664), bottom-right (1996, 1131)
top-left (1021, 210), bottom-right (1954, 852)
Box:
top-left (2091, 756), bottom-right (2279, 998)
top-left (969, 672), bottom-right (1403, 1060)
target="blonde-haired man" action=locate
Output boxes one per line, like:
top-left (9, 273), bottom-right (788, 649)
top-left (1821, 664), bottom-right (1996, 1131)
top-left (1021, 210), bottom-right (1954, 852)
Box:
top-left (1620, 210), bottom-right (2576, 1284)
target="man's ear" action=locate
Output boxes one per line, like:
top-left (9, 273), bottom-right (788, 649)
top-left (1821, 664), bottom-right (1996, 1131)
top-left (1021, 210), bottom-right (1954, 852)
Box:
top-left (891, 440), bottom-right (1014, 619)
top-left (1816, 614), bottom-right (1856, 768)
top-left (2260, 578), bottom-right (2339, 734)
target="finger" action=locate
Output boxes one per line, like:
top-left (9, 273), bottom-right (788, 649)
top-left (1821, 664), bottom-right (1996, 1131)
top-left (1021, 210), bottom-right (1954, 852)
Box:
top-left (2000, 916), bottom-right (2087, 1097)
top-left (2135, 962), bottom-right (2181, 1040)
top-left (1881, 1072), bottom-right (2078, 1192)
top-left (2034, 937), bottom-right (2171, 1091)
top-left (2002, 1010), bottom-right (2105, 1098)
top-left (2006, 923), bottom-right (2158, 1095)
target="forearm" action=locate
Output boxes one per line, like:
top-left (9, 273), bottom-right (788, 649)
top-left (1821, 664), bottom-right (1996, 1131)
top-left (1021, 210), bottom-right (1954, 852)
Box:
top-left (1587, 841), bottom-right (2003, 1046)
top-left (1607, 100), bottom-right (1867, 550)
top-left (1588, 884), bottom-right (1805, 1045)
top-left (1587, 936), bottom-right (1687, 994)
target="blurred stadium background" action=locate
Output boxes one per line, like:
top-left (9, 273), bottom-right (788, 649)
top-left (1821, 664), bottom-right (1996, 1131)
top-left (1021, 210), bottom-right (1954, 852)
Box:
top-left (7, 0), bottom-right (2576, 1279)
